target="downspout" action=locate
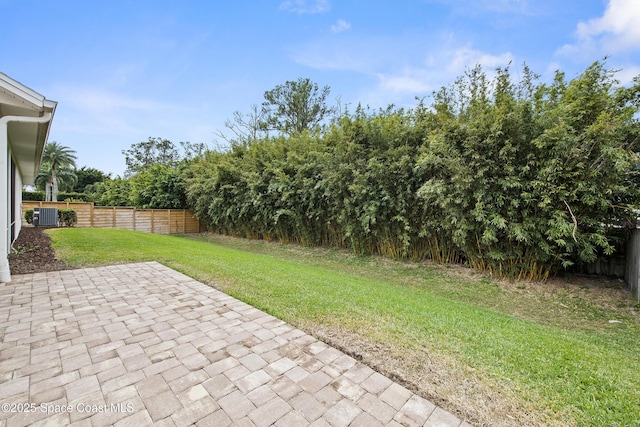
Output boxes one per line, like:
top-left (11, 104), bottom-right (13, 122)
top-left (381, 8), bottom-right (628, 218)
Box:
top-left (0, 113), bottom-right (52, 283)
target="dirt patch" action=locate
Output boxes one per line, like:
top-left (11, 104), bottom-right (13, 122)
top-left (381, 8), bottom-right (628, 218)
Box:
top-left (8, 226), bottom-right (70, 274)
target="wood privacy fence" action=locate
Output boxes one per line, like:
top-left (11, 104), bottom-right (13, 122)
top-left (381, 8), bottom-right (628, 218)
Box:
top-left (22, 202), bottom-right (206, 234)
top-left (625, 227), bottom-right (640, 302)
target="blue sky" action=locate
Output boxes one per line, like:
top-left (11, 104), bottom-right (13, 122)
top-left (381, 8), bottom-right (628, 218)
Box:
top-left (2, 0), bottom-right (639, 177)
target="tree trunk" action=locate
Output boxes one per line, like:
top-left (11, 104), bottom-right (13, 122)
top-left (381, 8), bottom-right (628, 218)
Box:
top-left (51, 167), bottom-right (58, 202)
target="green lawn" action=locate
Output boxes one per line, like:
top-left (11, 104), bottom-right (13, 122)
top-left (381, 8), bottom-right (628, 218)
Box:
top-left (49, 228), bottom-right (640, 427)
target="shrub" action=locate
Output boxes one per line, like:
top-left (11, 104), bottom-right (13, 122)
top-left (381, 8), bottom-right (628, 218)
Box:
top-left (58, 209), bottom-right (77, 227)
top-left (184, 61), bottom-right (640, 280)
top-left (24, 209), bottom-right (34, 224)
top-left (58, 192), bottom-right (93, 202)
top-left (22, 191), bottom-right (45, 201)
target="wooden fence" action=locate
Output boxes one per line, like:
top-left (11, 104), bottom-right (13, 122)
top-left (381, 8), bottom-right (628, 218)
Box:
top-left (22, 202), bottom-right (206, 234)
top-left (626, 227), bottom-right (640, 302)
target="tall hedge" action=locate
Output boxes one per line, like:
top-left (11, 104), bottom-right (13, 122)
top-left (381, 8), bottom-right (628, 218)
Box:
top-left (184, 61), bottom-right (640, 280)
top-left (93, 164), bottom-right (187, 209)
top-left (22, 191), bottom-right (45, 201)
top-left (416, 62), bottom-right (640, 279)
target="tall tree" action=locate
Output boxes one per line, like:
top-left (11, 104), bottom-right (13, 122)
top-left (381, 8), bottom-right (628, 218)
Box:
top-left (261, 78), bottom-right (335, 135)
top-left (122, 137), bottom-right (180, 177)
top-left (73, 166), bottom-right (110, 192)
top-left (37, 142), bottom-right (77, 201)
top-left (122, 137), bottom-right (205, 176)
top-left (130, 164), bottom-right (187, 209)
top-left (216, 104), bottom-right (269, 147)
top-left (179, 141), bottom-right (208, 160)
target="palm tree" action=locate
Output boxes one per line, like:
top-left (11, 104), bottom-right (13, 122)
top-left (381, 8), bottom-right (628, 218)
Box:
top-left (37, 142), bottom-right (77, 201)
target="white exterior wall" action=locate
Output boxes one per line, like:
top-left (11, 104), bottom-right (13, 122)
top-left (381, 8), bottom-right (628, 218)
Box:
top-left (13, 161), bottom-right (23, 245)
top-left (3, 144), bottom-right (8, 252)
top-left (0, 72), bottom-right (56, 282)
top-left (1, 139), bottom-right (9, 282)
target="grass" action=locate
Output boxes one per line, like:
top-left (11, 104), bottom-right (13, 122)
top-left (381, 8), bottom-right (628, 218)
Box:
top-left (49, 228), bottom-right (640, 427)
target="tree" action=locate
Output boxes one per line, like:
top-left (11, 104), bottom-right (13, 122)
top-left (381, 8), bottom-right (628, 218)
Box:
top-left (130, 164), bottom-right (187, 209)
top-left (122, 137), bottom-right (206, 176)
top-left (179, 141), bottom-right (207, 161)
top-left (36, 142), bottom-right (77, 201)
top-left (215, 104), bottom-right (269, 147)
top-left (261, 78), bottom-right (336, 135)
top-left (93, 178), bottom-right (133, 206)
top-left (122, 137), bottom-right (179, 177)
top-left (73, 166), bottom-right (110, 192)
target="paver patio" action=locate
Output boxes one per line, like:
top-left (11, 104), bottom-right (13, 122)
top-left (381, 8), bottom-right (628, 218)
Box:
top-left (0, 262), bottom-right (472, 426)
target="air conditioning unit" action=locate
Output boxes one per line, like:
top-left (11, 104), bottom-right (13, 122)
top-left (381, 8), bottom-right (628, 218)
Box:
top-left (33, 207), bottom-right (58, 227)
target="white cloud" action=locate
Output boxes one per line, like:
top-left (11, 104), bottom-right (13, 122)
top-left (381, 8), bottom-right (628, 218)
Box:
top-left (290, 37), bottom-right (391, 72)
top-left (447, 47), bottom-right (514, 74)
top-left (330, 19), bottom-right (351, 34)
top-left (559, 0), bottom-right (640, 58)
top-left (291, 32), bottom-right (514, 109)
top-left (373, 48), bottom-right (513, 97)
top-left (614, 65), bottom-right (640, 84)
top-left (60, 87), bottom-right (166, 113)
top-left (47, 83), bottom-right (217, 176)
top-left (577, 0), bottom-right (640, 50)
top-left (49, 84), bottom-right (178, 137)
top-left (376, 69), bottom-right (433, 95)
top-left (280, 0), bottom-right (330, 14)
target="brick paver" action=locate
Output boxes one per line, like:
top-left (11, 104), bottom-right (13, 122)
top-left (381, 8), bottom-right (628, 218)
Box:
top-left (0, 262), bottom-right (471, 426)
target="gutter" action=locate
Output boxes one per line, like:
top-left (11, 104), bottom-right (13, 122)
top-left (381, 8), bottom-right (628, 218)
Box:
top-left (0, 113), bottom-right (52, 283)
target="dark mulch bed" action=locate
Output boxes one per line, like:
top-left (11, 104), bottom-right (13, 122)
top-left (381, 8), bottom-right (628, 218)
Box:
top-left (8, 227), bottom-right (70, 274)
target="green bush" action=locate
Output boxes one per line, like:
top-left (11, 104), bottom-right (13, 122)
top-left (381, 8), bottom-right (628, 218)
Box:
top-left (58, 192), bottom-right (93, 202)
top-left (22, 190), bottom-right (93, 202)
top-left (184, 61), bottom-right (640, 280)
top-left (22, 191), bottom-right (45, 201)
top-left (24, 209), bottom-right (34, 224)
top-left (58, 209), bottom-right (77, 227)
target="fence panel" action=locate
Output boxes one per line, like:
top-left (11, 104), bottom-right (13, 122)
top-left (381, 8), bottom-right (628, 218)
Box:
top-left (150, 210), bottom-right (169, 234)
top-left (21, 202), bottom-right (204, 235)
top-left (115, 208), bottom-right (135, 230)
top-left (92, 207), bottom-right (115, 228)
top-left (625, 228), bottom-right (640, 302)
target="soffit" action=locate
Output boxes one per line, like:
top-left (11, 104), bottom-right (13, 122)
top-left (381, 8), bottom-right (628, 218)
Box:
top-left (0, 73), bottom-right (57, 185)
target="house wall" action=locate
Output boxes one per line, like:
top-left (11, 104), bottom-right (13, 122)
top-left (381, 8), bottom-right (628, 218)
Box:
top-left (2, 144), bottom-right (8, 253)
top-left (11, 157), bottom-right (22, 244)
top-left (1, 142), bottom-right (11, 282)
top-left (0, 72), bottom-right (56, 282)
